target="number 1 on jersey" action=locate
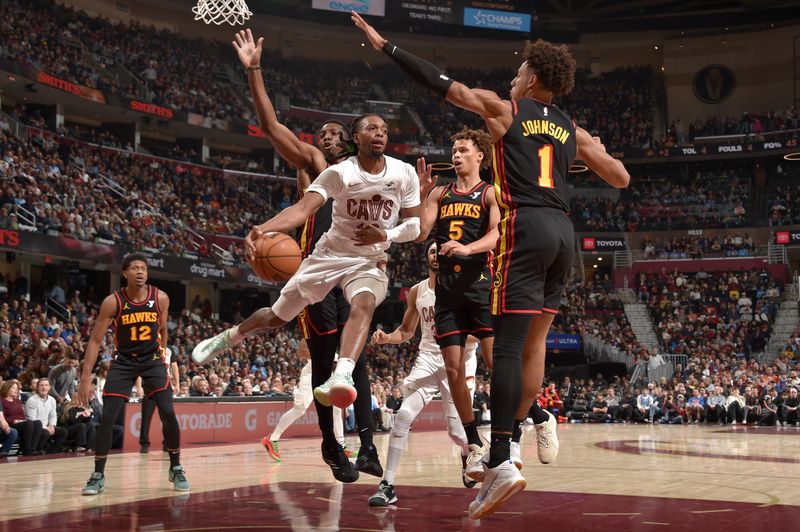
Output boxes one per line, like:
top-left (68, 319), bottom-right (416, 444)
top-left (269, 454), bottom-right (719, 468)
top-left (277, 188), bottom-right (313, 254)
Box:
top-left (537, 144), bottom-right (554, 188)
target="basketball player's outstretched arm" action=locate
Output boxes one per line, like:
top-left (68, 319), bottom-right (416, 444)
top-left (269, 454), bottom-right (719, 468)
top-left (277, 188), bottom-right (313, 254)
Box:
top-left (575, 127), bottom-right (630, 188)
top-left (233, 29), bottom-right (327, 174)
top-left (76, 295), bottom-right (117, 404)
top-left (245, 191), bottom-right (326, 261)
top-left (439, 190), bottom-right (501, 257)
top-left (352, 12), bottom-right (513, 139)
top-left (372, 285), bottom-right (421, 345)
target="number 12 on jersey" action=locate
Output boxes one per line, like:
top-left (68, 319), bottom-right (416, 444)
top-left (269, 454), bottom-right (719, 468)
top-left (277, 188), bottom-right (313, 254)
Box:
top-left (537, 144), bottom-right (554, 188)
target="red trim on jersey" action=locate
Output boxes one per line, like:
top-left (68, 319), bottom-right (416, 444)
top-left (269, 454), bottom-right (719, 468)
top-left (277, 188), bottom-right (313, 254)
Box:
top-left (121, 285), bottom-right (152, 305)
top-left (451, 180), bottom-right (485, 196)
top-left (436, 329), bottom-right (470, 339)
top-left (511, 100), bottom-right (518, 116)
top-left (500, 210), bottom-right (517, 314)
top-left (527, 96), bottom-right (553, 106)
top-left (153, 287), bottom-right (161, 313)
top-left (470, 327), bottom-right (494, 334)
top-left (542, 307), bottom-right (559, 315)
top-left (113, 292), bottom-right (123, 321)
top-left (102, 392), bottom-right (130, 399)
top-left (146, 374), bottom-right (171, 397)
top-left (480, 184), bottom-right (488, 211)
top-left (502, 309), bottom-right (543, 315)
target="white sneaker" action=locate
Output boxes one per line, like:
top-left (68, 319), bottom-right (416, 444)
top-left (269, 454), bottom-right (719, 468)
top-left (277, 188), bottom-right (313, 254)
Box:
top-left (465, 444), bottom-right (488, 482)
top-left (192, 327), bottom-right (240, 364)
top-left (468, 460), bottom-right (526, 520)
top-left (510, 441), bottom-right (523, 470)
top-left (534, 410), bottom-right (559, 464)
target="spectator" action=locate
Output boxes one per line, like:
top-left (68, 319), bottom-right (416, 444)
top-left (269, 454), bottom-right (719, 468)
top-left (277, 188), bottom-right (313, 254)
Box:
top-left (781, 387), bottom-right (799, 426)
top-left (0, 379), bottom-right (45, 455)
top-left (58, 394), bottom-right (96, 451)
top-left (706, 386), bottom-right (727, 425)
top-left (47, 350), bottom-right (78, 404)
top-left (24, 378), bottom-right (67, 453)
top-left (0, 397), bottom-right (18, 457)
top-left (685, 388), bottom-right (705, 424)
top-left (636, 388), bottom-right (655, 422)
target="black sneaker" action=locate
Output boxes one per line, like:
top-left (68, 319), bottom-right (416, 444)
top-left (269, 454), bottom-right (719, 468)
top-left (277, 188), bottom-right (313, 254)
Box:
top-left (321, 443), bottom-right (359, 483)
top-left (368, 480), bottom-right (397, 507)
top-left (140, 444), bottom-right (150, 454)
top-left (355, 444), bottom-right (383, 478)
top-left (461, 454), bottom-right (478, 488)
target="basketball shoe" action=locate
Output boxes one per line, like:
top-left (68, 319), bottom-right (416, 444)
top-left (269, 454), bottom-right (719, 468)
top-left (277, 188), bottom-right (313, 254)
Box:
top-left (169, 466), bottom-right (190, 491)
top-left (534, 410), bottom-right (559, 464)
top-left (192, 327), bottom-right (240, 364)
top-left (468, 461), bottom-right (526, 520)
top-left (465, 443), bottom-right (488, 482)
top-left (81, 472), bottom-right (105, 495)
top-left (262, 437), bottom-right (281, 463)
top-left (510, 441), bottom-right (523, 470)
top-left (314, 374), bottom-right (357, 408)
top-left (368, 480), bottom-right (398, 506)
top-left (355, 443), bottom-right (383, 477)
top-left (461, 453), bottom-right (478, 488)
top-left (321, 442), bottom-right (359, 483)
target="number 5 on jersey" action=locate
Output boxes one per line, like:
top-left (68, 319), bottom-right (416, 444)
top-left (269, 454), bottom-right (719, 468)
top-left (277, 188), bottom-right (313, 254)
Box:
top-left (449, 220), bottom-right (464, 240)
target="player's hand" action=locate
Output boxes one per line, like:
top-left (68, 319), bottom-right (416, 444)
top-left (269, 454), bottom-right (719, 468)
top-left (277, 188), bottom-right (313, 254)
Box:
top-left (233, 28), bottom-right (264, 69)
top-left (244, 227), bottom-right (263, 263)
top-left (351, 11), bottom-right (387, 51)
top-left (416, 157), bottom-right (439, 199)
top-left (354, 224), bottom-right (387, 246)
top-left (439, 240), bottom-right (471, 257)
top-left (76, 378), bottom-right (92, 406)
top-left (372, 329), bottom-right (390, 345)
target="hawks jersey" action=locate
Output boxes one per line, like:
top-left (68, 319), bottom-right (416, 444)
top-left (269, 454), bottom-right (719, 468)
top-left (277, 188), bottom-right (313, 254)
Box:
top-left (414, 278), bottom-right (439, 356)
top-left (306, 155), bottom-right (420, 258)
top-left (113, 285), bottom-right (161, 358)
top-left (493, 98), bottom-right (576, 213)
top-left (435, 181), bottom-right (492, 270)
top-left (299, 198), bottom-right (333, 258)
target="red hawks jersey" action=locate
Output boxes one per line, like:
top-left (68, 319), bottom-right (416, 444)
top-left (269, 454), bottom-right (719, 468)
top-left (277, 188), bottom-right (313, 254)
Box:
top-left (306, 155), bottom-right (420, 258)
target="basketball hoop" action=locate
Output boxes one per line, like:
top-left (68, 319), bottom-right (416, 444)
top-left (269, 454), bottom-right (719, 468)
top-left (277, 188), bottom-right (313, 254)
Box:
top-left (429, 162), bottom-right (455, 171)
top-left (193, 0), bottom-right (253, 26)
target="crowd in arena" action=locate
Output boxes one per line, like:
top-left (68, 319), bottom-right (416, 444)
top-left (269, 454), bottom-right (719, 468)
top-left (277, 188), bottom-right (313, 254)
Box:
top-left (769, 182), bottom-right (800, 226)
top-left (682, 107), bottom-right (800, 141)
top-left (641, 234), bottom-right (757, 259)
top-left (571, 169), bottom-right (751, 232)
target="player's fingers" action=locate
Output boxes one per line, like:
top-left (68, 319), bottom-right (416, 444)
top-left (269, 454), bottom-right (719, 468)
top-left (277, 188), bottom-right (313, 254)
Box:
top-left (232, 40), bottom-right (240, 51)
top-left (245, 28), bottom-right (253, 42)
top-left (234, 32), bottom-right (244, 48)
top-left (257, 37), bottom-right (264, 50)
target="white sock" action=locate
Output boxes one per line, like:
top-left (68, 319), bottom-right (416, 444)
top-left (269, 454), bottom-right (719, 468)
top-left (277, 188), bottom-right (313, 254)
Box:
top-left (384, 443), bottom-right (403, 485)
top-left (333, 357), bottom-right (356, 377)
top-left (229, 326), bottom-right (245, 344)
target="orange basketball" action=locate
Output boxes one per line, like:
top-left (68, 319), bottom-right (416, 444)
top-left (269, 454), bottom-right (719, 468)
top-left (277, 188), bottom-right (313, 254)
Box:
top-left (251, 232), bottom-right (302, 283)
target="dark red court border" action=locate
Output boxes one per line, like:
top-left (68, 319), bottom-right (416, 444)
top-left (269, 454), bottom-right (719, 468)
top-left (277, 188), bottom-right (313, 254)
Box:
top-left (3, 481), bottom-right (799, 531)
top-left (596, 439), bottom-right (800, 464)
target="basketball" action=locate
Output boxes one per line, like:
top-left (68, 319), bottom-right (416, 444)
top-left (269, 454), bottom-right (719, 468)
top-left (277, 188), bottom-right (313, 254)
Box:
top-left (251, 232), bottom-right (302, 283)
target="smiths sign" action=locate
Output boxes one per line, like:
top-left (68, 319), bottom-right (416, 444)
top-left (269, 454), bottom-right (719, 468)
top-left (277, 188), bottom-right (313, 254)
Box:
top-left (581, 237), bottom-right (626, 251)
top-left (774, 230), bottom-right (800, 245)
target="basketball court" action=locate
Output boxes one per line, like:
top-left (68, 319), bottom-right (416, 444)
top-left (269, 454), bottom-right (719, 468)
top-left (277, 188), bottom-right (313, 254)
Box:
top-left (4, 424), bottom-right (800, 531)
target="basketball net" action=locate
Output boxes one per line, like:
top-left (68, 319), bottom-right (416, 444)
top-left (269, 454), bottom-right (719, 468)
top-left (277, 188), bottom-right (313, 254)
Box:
top-left (192, 0), bottom-right (253, 26)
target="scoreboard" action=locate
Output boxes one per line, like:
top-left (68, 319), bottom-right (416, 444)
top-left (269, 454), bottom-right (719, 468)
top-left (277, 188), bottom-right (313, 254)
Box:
top-left (394, 1), bottom-right (533, 32)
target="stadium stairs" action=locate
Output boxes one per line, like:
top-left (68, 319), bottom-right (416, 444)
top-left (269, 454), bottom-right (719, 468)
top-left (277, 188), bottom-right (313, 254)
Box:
top-left (622, 301), bottom-right (661, 353)
top-left (763, 282), bottom-right (799, 363)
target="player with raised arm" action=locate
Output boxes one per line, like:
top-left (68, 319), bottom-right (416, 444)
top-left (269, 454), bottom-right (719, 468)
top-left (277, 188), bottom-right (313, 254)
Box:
top-left (414, 128), bottom-right (499, 477)
top-left (196, 29), bottom-right (383, 480)
top-left (368, 242), bottom-right (480, 507)
top-left (78, 253), bottom-right (189, 495)
top-left (353, 12), bottom-right (630, 519)
top-left (192, 109), bottom-right (421, 480)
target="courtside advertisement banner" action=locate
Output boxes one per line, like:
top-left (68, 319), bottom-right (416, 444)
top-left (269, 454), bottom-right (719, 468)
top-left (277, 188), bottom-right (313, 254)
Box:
top-left (774, 230), bottom-right (800, 245)
top-left (312, 0), bottom-right (385, 16)
top-left (581, 236), bottom-right (627, 251)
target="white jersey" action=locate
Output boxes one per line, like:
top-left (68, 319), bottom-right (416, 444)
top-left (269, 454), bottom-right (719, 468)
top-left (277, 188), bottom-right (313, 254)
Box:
top-left (306, 155), bottom-right (420, 258)
top-left (414, 278), bottom-right (438, 355)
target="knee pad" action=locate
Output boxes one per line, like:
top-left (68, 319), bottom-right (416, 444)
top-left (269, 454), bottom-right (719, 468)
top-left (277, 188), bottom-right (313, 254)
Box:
top-left (391, 408), bottom-right (414, 439)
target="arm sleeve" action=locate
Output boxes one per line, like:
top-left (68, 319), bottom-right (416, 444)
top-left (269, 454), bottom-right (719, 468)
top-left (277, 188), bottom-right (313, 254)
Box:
top-left (306, 167), bottom-right (344, 202)
top-left (382, 42), bottom-right (455, 98)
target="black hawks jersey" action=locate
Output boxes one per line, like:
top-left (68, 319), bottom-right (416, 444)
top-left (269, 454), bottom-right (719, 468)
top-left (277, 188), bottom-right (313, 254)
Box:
top-left (493, 98), bottom-right (576, 213)
top-left (299, 198), bottom-right (333, 258)
top-left (435, 180), bottom-right (493, 271)
top-left (113, 285), bottom-right (161, 358)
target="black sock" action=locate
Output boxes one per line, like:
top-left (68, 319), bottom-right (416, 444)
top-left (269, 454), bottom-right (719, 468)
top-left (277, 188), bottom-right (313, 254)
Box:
top-left (168, 450), bottom-right (180, 469)
top-left (358, 425), bottom-right (374, 449)
top-left (488, 433), bottom-right (511, 468)
top-left (463, 420), bottom-right (482, 447)
top-left (530, 402), bottom-right (549, 424)
top-left (94, 456), bottom-right (107, 474)
top-left (511, 419), bottom-right (524, 443)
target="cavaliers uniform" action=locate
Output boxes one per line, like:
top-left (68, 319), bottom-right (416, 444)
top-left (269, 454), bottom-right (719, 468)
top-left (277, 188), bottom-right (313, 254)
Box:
top-left (296, 199), bottom-right (349, 341)
top-left (103, 285), bottom-right (169, 398)
top-left (491, 98), bottom-right (576, 315)
top-left (433, 181), bottom-right (494, 348)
